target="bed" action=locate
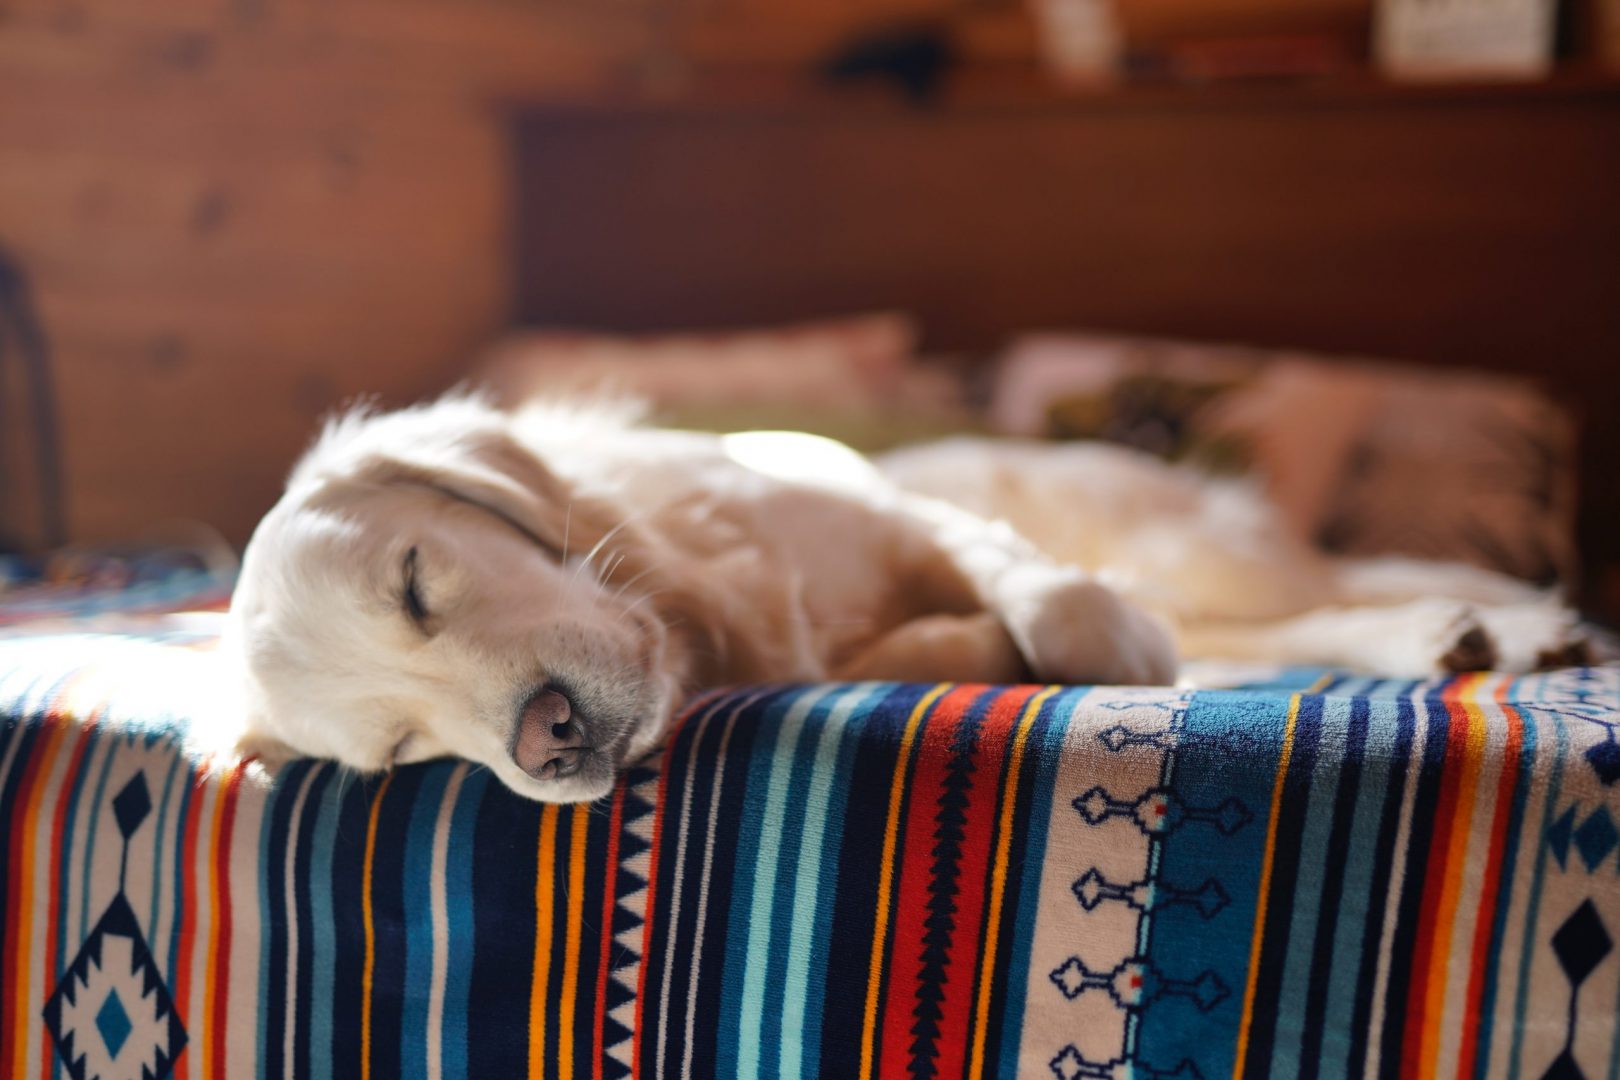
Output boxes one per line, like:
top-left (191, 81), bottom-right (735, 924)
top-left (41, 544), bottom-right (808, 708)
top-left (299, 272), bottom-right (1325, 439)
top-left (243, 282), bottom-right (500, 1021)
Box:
top-left (1, 568), bottom-right (1617, 1079)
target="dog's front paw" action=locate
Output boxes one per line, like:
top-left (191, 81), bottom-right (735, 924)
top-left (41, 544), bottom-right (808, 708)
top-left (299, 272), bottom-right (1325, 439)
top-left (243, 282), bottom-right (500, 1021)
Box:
top-left (1000, 569), bottom-right (1178, 686)
top-left (1477, 601), bottom-right (1590, 673)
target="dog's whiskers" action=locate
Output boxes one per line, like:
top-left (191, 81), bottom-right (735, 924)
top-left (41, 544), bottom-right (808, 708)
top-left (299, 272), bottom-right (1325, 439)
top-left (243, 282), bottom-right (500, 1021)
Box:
top-left (610, 564), bottom-right (660, 602)
top-left (573, 514), bottom-right (641, 586)
top-left (597, 551), bottom-right (627, 587)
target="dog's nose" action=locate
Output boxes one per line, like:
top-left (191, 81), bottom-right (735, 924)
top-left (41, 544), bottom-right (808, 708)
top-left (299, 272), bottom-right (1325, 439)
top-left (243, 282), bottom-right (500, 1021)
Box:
top-left (512, 687), bottom-right (589, 780)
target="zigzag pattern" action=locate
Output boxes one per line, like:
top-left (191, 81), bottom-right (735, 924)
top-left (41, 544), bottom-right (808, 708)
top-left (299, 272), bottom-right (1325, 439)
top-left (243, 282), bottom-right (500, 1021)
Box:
top-left (909, 704), bottom-right (984, 1078)
top-left (601, 763), bottom-right (662, 1078)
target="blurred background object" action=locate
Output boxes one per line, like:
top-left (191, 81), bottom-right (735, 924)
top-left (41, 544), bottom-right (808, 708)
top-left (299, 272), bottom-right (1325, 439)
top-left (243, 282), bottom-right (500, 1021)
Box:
top-left (0, 0), bottom-right (1616, 614)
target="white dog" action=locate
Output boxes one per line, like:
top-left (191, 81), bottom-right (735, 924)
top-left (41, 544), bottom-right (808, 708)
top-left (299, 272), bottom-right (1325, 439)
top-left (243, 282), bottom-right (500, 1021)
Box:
top-left (227, 396), bottom-right (1178, 802)
top-left (228, 397), bottom-right (1587, 802)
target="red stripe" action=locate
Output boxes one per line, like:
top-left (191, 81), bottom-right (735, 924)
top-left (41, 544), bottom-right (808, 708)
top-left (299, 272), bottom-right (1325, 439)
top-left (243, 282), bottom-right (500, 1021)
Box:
top-left (631, 698), bottom-right (703, 1079)
top-left (1456, 683), bottom-right (1524, 1078)
top-left (171, 769), bottom-right (209, 1080)
top-left (1, 711), bottom-right (63, 1064)
top-left (208, 764), bottom-right (246, 1080)
top-left (929, 686), bottom-right (1032, 1078)
top-left (878, 685), bottom-right (979, 1078)
top-left (39, 719), bottom-right (95, 1080)
top-left (1399, 682), bottom-right (1469, 1075)
top-left (592, 782), bottom-right (627, 1080)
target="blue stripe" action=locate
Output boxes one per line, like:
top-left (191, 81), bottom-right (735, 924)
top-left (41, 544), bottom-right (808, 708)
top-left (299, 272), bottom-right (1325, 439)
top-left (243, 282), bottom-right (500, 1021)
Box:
top-left (400, 763), bottom-right (454, 1080)
top-left (1507, 678), bottom-right (1568, 1080)
top-left (736, 686), bottom-right (836, 1080)
top-left (1316, 695), bottom-right (1400, 1080)
top-left (801, 687), bottom-right (889, 1077)
top-left (715, 687), bottom-right (811, 1075)
top-left (1272, 694), bottom-right (1354, 1080)
top-left (441, 767), bottom-right (488, 1080)
top-left (52, 723), bottom-right (102, 1080)
top-left (78, 728), bottom-right (121, 938)
top-left (307, 766), bottom-right (346, 1080)
top-left (146, 753), bottom-right (182, 944)
top-left (779, 684), bottom-right (878, 1080)
top-left (167, 762), bottom-right (196, 989)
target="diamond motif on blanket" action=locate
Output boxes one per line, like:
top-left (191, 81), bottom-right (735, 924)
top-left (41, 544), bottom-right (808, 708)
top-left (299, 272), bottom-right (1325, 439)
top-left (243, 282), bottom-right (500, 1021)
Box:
top-left (1587, 740), bottom-right (1620, 786)
top-left (95, 991), bottom-right (133, 1059)
top-left (43, 897), bottom-right (186, 1080)
top-left (1552, 900), bottom-right (1611, 986)
top-left (1573, 808), bottom-right (1618, 872)
top-left (42, 771), bottom-right (186, 1080)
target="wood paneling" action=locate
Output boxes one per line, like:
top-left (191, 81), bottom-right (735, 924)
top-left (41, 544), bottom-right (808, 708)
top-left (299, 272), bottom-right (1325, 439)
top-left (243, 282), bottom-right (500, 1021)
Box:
top-left (0, 0), bottom-right (652, 547)
top-left (510, 83), bottom-right (1620, 606)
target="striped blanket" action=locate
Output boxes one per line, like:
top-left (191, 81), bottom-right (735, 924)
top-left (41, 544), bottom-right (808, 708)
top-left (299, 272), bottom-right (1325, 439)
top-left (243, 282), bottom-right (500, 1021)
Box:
top-left (1, 623), bottom-right (1618, 1079)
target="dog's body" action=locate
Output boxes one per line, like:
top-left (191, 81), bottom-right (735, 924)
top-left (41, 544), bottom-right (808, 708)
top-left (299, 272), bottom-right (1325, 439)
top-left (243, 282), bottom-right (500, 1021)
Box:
top-left (229, 397), bottom-right (1584, 802)
top-left (878, 437), bottom-right (1587, 677)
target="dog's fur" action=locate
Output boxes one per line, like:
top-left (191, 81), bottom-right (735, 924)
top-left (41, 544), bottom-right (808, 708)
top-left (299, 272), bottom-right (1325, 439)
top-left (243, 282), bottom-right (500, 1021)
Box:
top-left (878, 437), bottom-right (1589, 677)
top-left (227, 396), bottom-right (1177, 802)
top-left (229, 397), bottom-right (1587, 802)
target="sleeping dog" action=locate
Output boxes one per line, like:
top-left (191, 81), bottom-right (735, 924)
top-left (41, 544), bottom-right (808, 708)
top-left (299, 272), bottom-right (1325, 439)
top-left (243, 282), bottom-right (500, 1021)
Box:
top-left (227, 395), bottom-right (1584, 802)
top-left (226, 396), bottom-right (1176, 802)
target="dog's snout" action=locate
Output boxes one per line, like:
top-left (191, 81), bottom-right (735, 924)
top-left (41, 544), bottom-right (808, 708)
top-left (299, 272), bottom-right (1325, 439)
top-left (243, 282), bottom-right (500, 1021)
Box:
top-left (513, 687), bottom-right (589, 780)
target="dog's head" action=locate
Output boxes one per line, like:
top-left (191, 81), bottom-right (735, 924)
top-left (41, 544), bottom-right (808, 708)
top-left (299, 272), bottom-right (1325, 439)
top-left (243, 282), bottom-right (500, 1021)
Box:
top-left (226, 398), bottom-right (687, 802)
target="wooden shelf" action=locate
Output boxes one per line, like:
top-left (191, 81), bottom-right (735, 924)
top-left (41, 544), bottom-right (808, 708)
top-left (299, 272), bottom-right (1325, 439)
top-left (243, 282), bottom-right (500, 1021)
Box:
top-left (499, 63), bottom-right (1620, 117)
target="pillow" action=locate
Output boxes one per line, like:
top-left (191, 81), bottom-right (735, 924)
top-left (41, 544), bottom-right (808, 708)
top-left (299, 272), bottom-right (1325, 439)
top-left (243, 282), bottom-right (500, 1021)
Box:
top-left (989, 333), bottom-right (1578, 587)
top-left (474, 312), bottom-right (917, 413)
top-left (472, 313), bottom-right (982, 451)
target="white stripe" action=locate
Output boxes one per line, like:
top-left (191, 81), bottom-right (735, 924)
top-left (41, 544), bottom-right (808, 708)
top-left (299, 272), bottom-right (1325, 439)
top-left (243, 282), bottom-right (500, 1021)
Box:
top-left (226, 772), bottom-right (270, 1080)
top-left (778, 684), bottom-right (880, 1079)
top-left (653, 693), bottom-right (754, 1075)
top-left (151, 753), bottom-right (188, 976)
top-left (678, 689), bottom-right (776, 1079)
top-left (62, 728), bottom-right (113, 951)
top-left (1363, 683), bottom-right (1433, 1077)
top-left (733, 687), bottom-right (837, 1080)
top-left (282, 765), bottom-right (322, 1079)
top-left (426, 763), bottom-right (469, 1080)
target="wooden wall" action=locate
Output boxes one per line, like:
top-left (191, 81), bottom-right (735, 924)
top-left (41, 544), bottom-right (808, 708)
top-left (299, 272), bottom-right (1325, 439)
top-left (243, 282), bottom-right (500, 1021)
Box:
top-left (0, 0), bottom-right (1608, 552)
top-left (0, 0), bottom-right (657, 548)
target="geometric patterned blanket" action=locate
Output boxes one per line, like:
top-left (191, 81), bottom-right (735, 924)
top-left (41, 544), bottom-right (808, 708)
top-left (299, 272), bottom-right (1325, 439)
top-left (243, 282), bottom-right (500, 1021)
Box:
top-left (0, 627), bottom-right (1617, 1079)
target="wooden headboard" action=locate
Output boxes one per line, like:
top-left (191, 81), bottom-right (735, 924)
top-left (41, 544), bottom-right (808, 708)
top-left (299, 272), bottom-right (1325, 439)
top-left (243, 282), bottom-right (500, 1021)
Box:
top-left (508, 80), bottom-right (1620, 609)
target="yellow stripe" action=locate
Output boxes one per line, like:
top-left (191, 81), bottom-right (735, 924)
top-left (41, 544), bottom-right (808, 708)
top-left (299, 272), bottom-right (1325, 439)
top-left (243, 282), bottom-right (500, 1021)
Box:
top-left (360, 773), bottom-right (394, 1080)
top-left (1420, 673), bottom-right (1488, 1074)
top-left (967, 686), bottom-right (1059, 1080)
top-left (200, 759), bottom-right (234, 1080)
top-left (859, 682), bottom-right (950, 1080)
top-left (1232, 692), bottom-right (1303, 1077)
top-left (528, 805), bottom-right (560, 1080)
top-left (558, 805), bottom-right (590, 1068)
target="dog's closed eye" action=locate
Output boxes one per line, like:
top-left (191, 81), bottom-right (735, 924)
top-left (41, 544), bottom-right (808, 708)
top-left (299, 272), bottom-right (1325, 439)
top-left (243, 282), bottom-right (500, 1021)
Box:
top-left (401, 547), bottom-right (434, 633)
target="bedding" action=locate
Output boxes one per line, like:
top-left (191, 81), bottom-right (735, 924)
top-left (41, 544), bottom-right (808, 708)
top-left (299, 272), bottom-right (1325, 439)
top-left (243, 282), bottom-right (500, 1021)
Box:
top-left (2, 594), bottom-right (1618, 1080)
top-left (990, 333), bottom-right (1579, 588)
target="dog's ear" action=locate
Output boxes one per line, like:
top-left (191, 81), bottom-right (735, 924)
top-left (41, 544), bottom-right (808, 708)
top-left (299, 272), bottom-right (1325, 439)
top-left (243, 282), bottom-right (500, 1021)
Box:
top-left (349, 428), bottom-right (590, 558)
top-left (294, 400), bottom-right (616, 559)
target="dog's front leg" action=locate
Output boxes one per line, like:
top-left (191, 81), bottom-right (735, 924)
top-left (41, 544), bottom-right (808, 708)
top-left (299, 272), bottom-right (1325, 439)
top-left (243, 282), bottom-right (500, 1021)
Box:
top-left (904, 496), bottom-right (1178, 686)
